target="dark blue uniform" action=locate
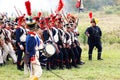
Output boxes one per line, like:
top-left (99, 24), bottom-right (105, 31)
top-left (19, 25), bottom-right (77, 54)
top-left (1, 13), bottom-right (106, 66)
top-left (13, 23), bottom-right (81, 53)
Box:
top-left (26, 33), bottom-right (36, 60)
top-left (16, 26), bottom-right (27, 70)
top-left (26, 31), bottom-right (42, 78)
top-left (85, 26), bottom-right (102, 60)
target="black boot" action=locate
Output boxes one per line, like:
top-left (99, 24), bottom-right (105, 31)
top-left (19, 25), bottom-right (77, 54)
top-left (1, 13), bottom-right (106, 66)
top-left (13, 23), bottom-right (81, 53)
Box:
top-left (79, 61), bottom-right (85, 65)
top-left (6, 55), bottom-right (10, 61)
top-left (66, 63), bottom-right (71, 69)
top-left (97, 53), bottom-right (103, 60)
top-left (46, 63), bottom-right (50, 70)
top-left (89, 54), bottom-right (92, 60)
top-left (17, 62), bottom-right (23, 71)
top-left (59, 61), bottom-right (64, 70)
top-left (0, 63), bottom-right (4, 66)
top-left (17, 65), bottom-right (23, 71)
top-left (72, 62), bottom-right (80, 68)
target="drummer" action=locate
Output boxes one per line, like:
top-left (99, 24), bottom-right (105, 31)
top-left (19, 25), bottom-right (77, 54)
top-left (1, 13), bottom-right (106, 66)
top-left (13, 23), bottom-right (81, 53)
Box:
top-left (26, 18), bottom-right (43, 80)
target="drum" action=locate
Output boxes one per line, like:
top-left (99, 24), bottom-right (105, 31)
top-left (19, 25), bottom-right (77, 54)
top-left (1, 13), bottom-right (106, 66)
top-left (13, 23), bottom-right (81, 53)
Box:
top-left (43, 43), bottom-right (56, 57)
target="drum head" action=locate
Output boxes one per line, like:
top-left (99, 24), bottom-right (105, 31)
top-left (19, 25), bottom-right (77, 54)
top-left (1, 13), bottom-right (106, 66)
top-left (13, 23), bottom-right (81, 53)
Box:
top-left (45, 43), bottom-right (56, 57)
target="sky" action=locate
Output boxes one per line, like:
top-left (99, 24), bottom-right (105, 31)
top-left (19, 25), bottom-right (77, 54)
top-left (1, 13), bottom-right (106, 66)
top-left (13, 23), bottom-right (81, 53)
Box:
top-left (0, 0), bottom-right (59, 17)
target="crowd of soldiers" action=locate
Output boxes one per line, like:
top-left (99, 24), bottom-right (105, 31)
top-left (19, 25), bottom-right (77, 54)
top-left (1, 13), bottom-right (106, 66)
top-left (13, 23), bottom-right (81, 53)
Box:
top-left (0, 13), bottom-right (85, 71)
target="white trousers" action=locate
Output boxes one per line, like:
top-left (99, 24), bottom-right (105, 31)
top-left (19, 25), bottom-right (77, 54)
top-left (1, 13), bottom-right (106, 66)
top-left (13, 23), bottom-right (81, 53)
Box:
top-left (0, 47), bottom-right (3, 64)
top-left (2, 42), bottom-right (17, 63)
top-left (2, 43), bottom-right (9, 62)
top-left (7, 43), bottom-right (17, 63)
top-left (30, 57), bottom-right (42, 78)
top-left (24, 64), bottom-right (30, 75)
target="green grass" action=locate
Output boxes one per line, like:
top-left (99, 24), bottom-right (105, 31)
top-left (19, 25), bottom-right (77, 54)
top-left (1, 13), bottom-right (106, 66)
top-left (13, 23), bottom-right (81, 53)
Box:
top-left (0, 44), bottom-right (120, 80)
top-left (0, 12), bottom-right (120, 80)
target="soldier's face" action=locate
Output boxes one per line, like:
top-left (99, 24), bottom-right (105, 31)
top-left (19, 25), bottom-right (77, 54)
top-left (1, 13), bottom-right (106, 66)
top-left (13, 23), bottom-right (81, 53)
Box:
top-left (91, 22), bottom-right (96, 26)
top-left (67, 28), bottom-right (71, 32)
top-left (0, 23), bottom-right (4, 29)
top-left (37, 28), bottom-right (42, 35)
top-left (21, 22), bottom-right (26, 27)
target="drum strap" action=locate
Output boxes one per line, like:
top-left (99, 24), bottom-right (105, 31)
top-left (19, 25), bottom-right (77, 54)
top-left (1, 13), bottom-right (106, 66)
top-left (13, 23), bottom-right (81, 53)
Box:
top-left (53, 42), bottom-right (60, 54)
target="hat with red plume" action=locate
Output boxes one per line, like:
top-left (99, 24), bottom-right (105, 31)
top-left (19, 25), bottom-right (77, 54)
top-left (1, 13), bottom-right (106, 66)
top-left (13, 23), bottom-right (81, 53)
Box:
top-left (33, 12), bottom-right (42, 21)
top-left (18, 14), bottom-right (26, 26)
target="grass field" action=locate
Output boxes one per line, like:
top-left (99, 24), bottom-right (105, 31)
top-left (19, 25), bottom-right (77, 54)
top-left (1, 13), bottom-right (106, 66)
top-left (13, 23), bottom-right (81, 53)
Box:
top-left (0, 44), bottom-right (120, 80)
top-left (0, 12), bottom-right (120, 80)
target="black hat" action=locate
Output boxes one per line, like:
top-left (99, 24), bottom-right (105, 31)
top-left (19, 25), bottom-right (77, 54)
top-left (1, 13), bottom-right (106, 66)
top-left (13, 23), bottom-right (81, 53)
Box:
top-left (91, 18), bottom-right (99, 24)
top-left (26, 17), bottom-right (36, 30)
top-left (90, 18), bottom-right (95, 23)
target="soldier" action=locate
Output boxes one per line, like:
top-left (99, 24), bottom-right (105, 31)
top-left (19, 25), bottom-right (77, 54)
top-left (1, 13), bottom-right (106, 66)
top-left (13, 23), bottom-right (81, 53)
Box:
top-left (0, 21), bottom-right (4, 66)
top-left (16, 16), bottom-right (27, 71)
top-left (65, 24), bottom-right (79, 68)
top-left (3, 23), bottom-right (17, 64)
top-left (72, 23), bottom-right (85, 65)
top-left (26, 18), bottom-right (42, 80)
top-left (50, 20), bottom-right (64, 69)
top-left (57, 21), bottom-right (71, 69)
top-left (41, 19), bottom-right (54, 70)
top-left (0, 20), bottom-right (9, 65)
top-left (85, 18), bottom-right (103, 60)
top-left (0, 36), bottom-right (4, 66)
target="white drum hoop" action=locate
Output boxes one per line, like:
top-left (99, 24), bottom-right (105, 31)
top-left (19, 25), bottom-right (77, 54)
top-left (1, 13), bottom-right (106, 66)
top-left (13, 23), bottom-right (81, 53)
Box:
top-left (43, 43), bottom-right (56, 57)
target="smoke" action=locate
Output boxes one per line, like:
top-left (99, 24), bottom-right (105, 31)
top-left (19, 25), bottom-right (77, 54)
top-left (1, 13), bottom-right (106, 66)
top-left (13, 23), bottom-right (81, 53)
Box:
top-left (30, 0), bottom-right (59, 12)
top-left (0, 0), bottom-right (59, 16)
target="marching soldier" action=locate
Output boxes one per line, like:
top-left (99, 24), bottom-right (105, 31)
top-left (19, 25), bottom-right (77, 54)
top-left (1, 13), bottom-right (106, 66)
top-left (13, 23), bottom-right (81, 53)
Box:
top-left (57, 20), bottom-right (71, 69)
top-left (41, 19), bottom-right (54, 70)
top-left (0, 46), bottom-right (3, 66)
top-left (26, 18), bottom-right (42, 80)
top-left (3, 23), bottom-right (17, 64)
top-left (72, 23), bottom-right (85, 65)
top-left (85, 18), bottom-right (103, 60)
top-left (0, 21), bottom-right (4, 66)
top-left (0, 20), bottom-right (9, 64)
top-left (50, 21), bottom-right (64, 69)
top-left (67, 14), bottom-right (85, 65)
top-left (16, 16), bottom-right (27, 71)
top-left (65, 24), bottom-right (79, 68)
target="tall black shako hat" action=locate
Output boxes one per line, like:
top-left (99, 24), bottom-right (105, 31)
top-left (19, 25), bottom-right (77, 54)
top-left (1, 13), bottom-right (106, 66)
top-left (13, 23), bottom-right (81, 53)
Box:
top-left (26, 17), bottom-right (36, 30)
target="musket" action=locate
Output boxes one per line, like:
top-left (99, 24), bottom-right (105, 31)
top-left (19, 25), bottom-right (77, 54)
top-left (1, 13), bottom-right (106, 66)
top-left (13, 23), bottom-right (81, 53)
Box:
top-left (61, 10), bottom-right (69, 23)
top-left (18, 9), bottom-right (23, 15)
top-left (3, 12), bottom-right (9, 19)
top-left (14, 6), bottom-right (20, 17)
top-left (50, 8), bottom-right (54, 14)
top-left (76, 17), bottom-right (80, 27)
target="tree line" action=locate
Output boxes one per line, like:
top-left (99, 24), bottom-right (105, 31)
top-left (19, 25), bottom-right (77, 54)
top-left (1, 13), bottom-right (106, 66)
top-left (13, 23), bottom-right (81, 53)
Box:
top-left (64, 0), bottom-right (120, 12)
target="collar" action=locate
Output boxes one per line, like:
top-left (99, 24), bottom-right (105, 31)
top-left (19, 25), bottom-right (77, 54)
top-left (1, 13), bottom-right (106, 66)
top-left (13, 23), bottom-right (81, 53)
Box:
top-left (16, 26), bottom-right (20, 29)
top-left (28, 31), bottom-right (36, 36)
